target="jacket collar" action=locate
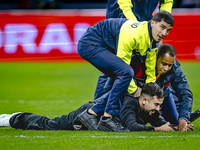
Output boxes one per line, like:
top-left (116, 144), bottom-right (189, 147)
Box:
top-left (148, 21), bottom-right (153, 42)
top-left (148, 21), bottom-right (159, 50)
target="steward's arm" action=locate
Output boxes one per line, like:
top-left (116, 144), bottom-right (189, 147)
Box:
top-left (118, 0), bottom-right (137, 20)
top-left (170, 65), bottom-right (193, 121)
top-left (160, 0), bottom-right (173, 13)
top-left (116, 21), bottom-right (139, 94)
top-left (145, 48), bottom-right (157, 84)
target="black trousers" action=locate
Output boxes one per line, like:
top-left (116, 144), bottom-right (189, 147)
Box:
top-left (9, 102), bottom-right (95, 131)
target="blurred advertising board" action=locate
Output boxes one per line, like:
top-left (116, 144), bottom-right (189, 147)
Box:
top-left (0, 10), bottom-right (106, 62)
top-left (164, 9), bottom-right (200, 61)
top-left (0, 9), bottom-right (199, 62)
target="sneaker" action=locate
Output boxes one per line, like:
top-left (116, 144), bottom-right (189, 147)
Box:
top-left (77, 110), bottom-right (98, 131)
top-left (0, 112), bottom-right (21, 127)
top-left (97, 116), bottom-right (130, 132)
top-left (190, 109), bottom-right (200, 122)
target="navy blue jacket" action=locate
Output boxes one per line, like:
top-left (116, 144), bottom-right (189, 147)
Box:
top-left (106, 0), bottom-right (173, 21)
top-left (132, 58), bottom-right (193, 121)
top-left (156, 59), bottom-right (193, 121)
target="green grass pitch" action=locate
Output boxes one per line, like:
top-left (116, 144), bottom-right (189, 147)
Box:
top-left (0, 62), bottom-right (200, 150)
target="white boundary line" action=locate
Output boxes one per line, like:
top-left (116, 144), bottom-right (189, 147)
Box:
top-left (0, 135), bottom-right (200, 138)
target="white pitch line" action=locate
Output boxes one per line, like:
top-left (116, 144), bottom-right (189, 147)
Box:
top-left (0, 135), bottom-right (46, 138)
top-left (0, 135), bottom-right (200, 139)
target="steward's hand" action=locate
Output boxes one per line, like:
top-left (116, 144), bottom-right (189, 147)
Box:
top-left (186, 124), bottom-right (194, 131)
top-left (185, 121), bottom-right (194, 131)
top-left (178, 119), bottom-right (187, 132)
top-left (134, 87), bottom-right (142, 97)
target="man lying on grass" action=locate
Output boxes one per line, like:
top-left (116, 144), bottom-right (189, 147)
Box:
top-left (0, 83), bottom-right (194, 132)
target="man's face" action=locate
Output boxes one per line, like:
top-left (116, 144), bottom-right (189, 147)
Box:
top-left (151, 20), bottom-right (172, 42)
top-left (143, 96), bottom-right (164, 115)
top-left (157, 53), bottom-right (175, 76)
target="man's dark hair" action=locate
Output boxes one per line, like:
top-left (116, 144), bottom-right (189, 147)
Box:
top-left (141, 83), bottom-right (164, 99)
top-left (152, 11), bottom-right (174, 26)
top-left (157, 44), bottom-right (176, 59)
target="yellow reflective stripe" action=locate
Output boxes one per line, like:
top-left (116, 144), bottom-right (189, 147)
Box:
top-left (145, 48), bottom-right (157, 83)
top-left (117, 0), bottom-right (137, 20)
top-left (160, 0), bottom-right (173, 13)
top-left (128, 79), bottom-right (138, 94)
top-left (117, 20), bottom-right (154, 93)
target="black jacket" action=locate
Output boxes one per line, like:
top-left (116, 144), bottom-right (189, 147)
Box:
top-left (120, 93), bottom-right (167, 131)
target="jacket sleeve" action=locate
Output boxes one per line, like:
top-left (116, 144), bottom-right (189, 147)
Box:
top-left (116, 35), bottom-right (138, 93)
top-left (145, 48), bottom-right (157, 83)
top-left (117, 21), bottom-right (153, 94)
top-left (117, 0), bottom-right (137, 20)
top-left (170, 66), bottom-right (193, 121)
top-left (116, 21), bottom-right (139, 94)
top-left (120, 95), bottom-right (155, 131)
top-left (149, 111), bottom-right (167, 127)
top-left (159, 0), bottom-right (173, 13)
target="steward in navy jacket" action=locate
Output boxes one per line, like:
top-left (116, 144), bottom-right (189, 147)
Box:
top-left (130, 57), bottom-right (193, 121)
top-left (105, 58), bottom-right (193, 122)
top-left (120, 93), bottom-right (167, 131)
top-left (156, 59), bottom-right (193, 121)
top-left (106, 0), bottom-right (173, 21)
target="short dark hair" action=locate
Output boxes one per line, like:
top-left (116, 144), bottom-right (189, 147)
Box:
top-left (152, 11), bottom-right (174, 27)
top-left (157, 44), bottom-right (176, 59)
top-left (141, 83), bottom-right (164, 99)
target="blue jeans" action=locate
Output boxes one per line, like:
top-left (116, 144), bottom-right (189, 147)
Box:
top-left (78, 43), bottom-right (134, 116)
top-left (161, 92), bottom-right (179, 125)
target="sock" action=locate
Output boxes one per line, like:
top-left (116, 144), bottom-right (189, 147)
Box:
top-left (102, 116), bottom-right (111, 120)
top-left (87, 110), bottom-right (95, 116)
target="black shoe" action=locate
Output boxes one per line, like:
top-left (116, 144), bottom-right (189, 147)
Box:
top-left (77, 110), bottom-right (98, 131)
top-left (97, 116), bottom-right (130, 132)
top-left (190, 109), bottom-right (200, 122)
